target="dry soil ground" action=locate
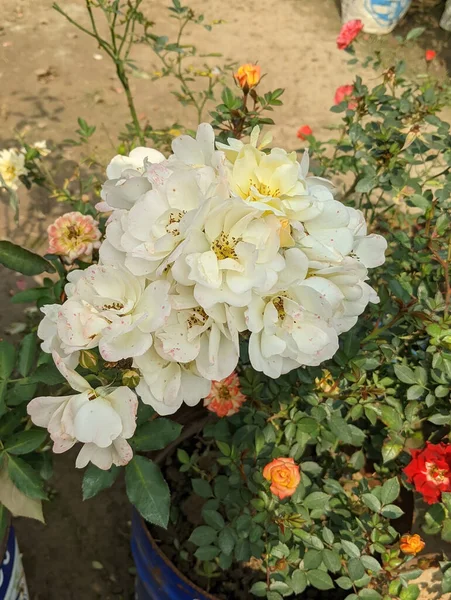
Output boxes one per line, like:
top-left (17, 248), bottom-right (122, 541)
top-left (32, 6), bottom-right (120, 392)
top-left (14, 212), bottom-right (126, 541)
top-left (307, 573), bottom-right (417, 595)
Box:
top-left (1, 0), bottom-right (451, 598)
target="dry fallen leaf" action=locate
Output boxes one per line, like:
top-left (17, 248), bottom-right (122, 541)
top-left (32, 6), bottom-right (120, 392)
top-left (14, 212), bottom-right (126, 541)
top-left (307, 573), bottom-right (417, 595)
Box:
top-left (0, 467), bottom-right (45, 522)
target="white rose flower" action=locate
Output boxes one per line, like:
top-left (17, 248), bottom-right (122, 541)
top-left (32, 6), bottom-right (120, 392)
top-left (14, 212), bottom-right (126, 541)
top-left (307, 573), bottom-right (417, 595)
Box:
top-left (105, 168), bottom-right (210, 277)
top-left (134, 348), bottom-right (211, 415)
top-left (37, 304), bottom-right (80, 368)
top-left (247, 285), bottom-right (339, 378)
top-left (0, 148), bottom-right (28, 190)
top-left (27, 353), bottom-right (138, 470)
top-left (307, 258), bottom-right (380, 333)
top-left (106, 147), bottom-right (165, 180)
top-left (172, 199), bottom-right (282, 308)
top-left (59, 265), bottom-right (171, 361)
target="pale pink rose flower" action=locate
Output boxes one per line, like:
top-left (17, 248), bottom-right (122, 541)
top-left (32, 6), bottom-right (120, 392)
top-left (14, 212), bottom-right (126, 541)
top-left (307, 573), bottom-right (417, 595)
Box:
top-left (204, 372), bottom-right (246, 418)
top-left (47, 211), bottom-right (102, 262)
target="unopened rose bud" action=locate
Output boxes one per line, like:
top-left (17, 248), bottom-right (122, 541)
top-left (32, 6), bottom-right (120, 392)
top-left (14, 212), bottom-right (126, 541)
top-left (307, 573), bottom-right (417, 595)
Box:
top-left (122, 369), bottom-right (140, 388)
top-left (79, 349), bottom-right (98, 370)
top-left (234, 63), bottom-right (261, 93)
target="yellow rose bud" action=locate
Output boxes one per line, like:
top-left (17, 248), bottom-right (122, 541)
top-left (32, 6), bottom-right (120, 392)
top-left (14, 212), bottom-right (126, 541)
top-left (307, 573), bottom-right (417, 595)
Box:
top-left (79, 350), bottom-right (98, 370)
top-left (122, 369), bottom-right (140, 388)
top-left (400, 534), bottom-right (425, 555)
top-left (234, 63), bottom-right (261, 92)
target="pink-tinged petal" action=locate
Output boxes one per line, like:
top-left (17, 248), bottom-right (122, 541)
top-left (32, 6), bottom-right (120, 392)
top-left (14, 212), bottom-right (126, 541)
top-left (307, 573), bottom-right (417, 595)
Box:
top-left (27, 395), bottom-right (71, 427)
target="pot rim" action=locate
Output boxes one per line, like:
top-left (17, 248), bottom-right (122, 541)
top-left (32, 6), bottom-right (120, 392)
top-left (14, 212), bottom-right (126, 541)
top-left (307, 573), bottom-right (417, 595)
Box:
top-left (137, 511), bottom-right (219, 600)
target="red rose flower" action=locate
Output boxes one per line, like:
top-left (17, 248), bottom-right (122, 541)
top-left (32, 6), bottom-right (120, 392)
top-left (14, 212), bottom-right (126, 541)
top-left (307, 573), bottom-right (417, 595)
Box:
top-left (403, 442), bottom-right (451, 504)
top-left (297, 125), bottom-right (313, 140)
top-left (337, 20), bottom-right (363, 50)
top-left (334, 85), bottom-right (357, 109)
top-left (425, 50), bottom-right (436, 62)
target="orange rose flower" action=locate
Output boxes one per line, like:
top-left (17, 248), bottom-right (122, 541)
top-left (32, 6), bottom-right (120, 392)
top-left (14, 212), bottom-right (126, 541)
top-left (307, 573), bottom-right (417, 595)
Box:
top-left (234, 64), bottom-right (261, 91)
top-left (263, 457), bottom-right (301, 499)
top-left (425, 49), bottom-right (436, 62)
top-left (400, 534), bottom-right (425, 555)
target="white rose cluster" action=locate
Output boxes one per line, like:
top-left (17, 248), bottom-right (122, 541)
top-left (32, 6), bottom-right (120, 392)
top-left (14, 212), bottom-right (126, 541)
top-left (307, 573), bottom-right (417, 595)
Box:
top-left (28, 124), bottom-right (386, 469)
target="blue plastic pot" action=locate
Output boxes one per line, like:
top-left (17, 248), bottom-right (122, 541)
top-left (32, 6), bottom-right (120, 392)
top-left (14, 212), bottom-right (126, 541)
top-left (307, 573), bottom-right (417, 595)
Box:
top-left (0, 524), bottom-right (29, 600)
top-left (131, 510), bottom-right (217, 600)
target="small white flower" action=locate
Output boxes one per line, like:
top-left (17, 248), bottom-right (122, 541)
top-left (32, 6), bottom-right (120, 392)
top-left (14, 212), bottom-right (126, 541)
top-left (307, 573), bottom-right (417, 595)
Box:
top-left (0, 148), bottom-right (28, 190)
top-left (247, 286), bottom-right (339, 378)
top-left (27, 353), bottom-right (138, 470)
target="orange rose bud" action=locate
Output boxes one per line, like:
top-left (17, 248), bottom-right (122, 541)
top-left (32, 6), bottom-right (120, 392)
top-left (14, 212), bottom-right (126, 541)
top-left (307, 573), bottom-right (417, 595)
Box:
top-left (425, 49), bottom-right (436, 62)
top-left (400, 534), bottom-right (425, 555)
top-left (234, 63), bottom-right (261, 91)
top-left (263, 457), bottom-right (301, 500)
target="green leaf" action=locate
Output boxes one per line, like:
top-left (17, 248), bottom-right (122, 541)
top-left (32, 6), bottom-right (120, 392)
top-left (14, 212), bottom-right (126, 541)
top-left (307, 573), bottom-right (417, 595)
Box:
top-left (7, 455), bottom-right (47, 499)
top-left (194, 545), bottom-right (219, 560)
top-left (270, 581), bottom-right (291, 595)
top-left (189, 525), bottom-right (217, 546)
top-left (355, 177), bottom-right (377, 194)
top-left (29, 363), bottom-right (65, 385)
top-left (291, 570), bottom-right (307, 594)
top-left (322, 527), bottom-right (334, 545)
top-left (125, 456), bottom-right (170, 527)
top-left (18, 333), bottom-right (37, 378)
top-left (6, 382), bottom-right (38, 407)
top-left (348, 558), bottom-right (365, 581)
top-left (441, 519), bottom-right (451, 543)
top-left (381, 504), bottom-right (404, 519)
top-left (307, 569), bottom-right (334, 590)
top-left (382, 437), bottom-right (404, 463)
top-left (381, 477), bottom-right (400, 505)
top-left (192, 478), bottom-right (213, 498)
top-left (394, 364), bottom-right (416, 384)
top-left (0, 341), bottom-right (16, 380)
top-left (304, 492), bottom-right (330, 510)
top-left (82, 464), bottom-right (119, 500)
top-left (379, 405), bottom-right (403, 431)
top-left (329, 415), bottom-right (353, 444)
top-left (0, 241), bottom-right (55, 275)
top-left (359, 590), bottom-right (382, 600)
top-left (0, 503), bottom-right (8, 541)
top-left (4, 429), bottom-right (47, 455)
top-left (304, 549), bottom-right (323, 570)
top-left (323, 549), bottom-right (342, 573)
top-left (0, 380), bottom-right (6, 418)
top-left (407, 385), bottom-right (424, 400)
top-left (218, 527), bottom-right (235, 555)
top-left (11, 287), bottom-right (51, 304)
top-left (203, 508), bottom-right (225, 530)
top-left (342, 540), bottom-right (361, 558)
top-left (336, 576), bottom-right (353, 590)
top-left (235, 538), bottom-right (251, 561)
top-left (250, 582), bottom-right (267, 597)
top-left (362, 494), bottom-right (381, 513)
top-left (131, 419), bottom-right (182, 451)
top-left (399, 584), bottom-right (420, 600)
top-left (406, 26), bottom-right (425, 41)
top-left (361, 555), bottom-right (381, 573)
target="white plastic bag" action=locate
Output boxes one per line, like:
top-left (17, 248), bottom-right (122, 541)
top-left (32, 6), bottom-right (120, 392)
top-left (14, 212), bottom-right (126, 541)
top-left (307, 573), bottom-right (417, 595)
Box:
top-left (341, 0), bottom-right (412, 34)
